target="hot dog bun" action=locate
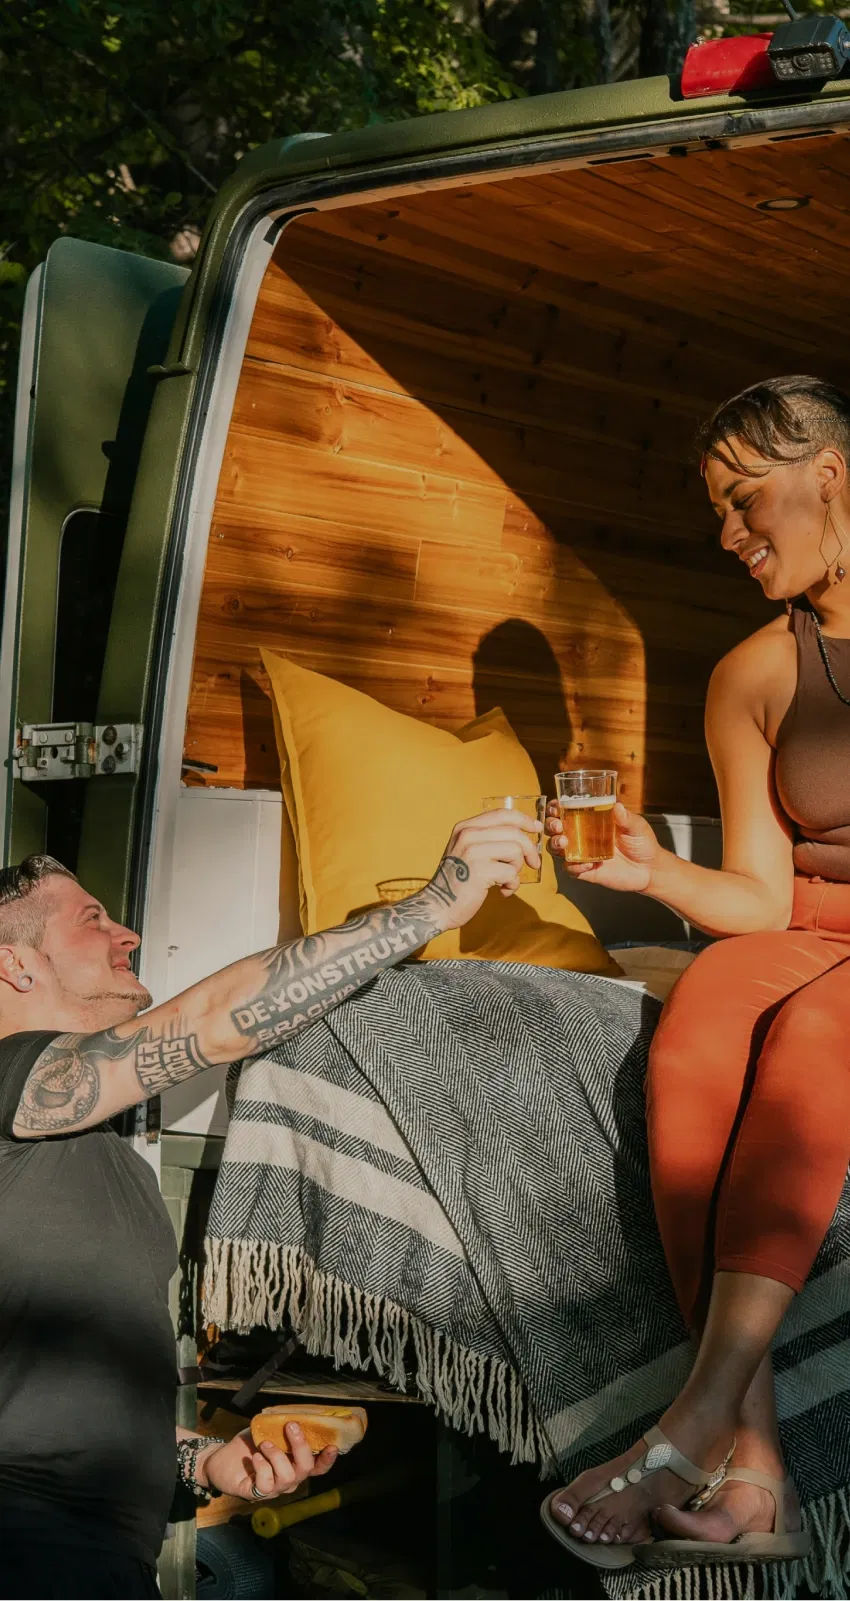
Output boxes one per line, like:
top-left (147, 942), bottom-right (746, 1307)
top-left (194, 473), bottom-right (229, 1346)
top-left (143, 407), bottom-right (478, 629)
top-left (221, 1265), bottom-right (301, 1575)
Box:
top-left (250, 1403), bottom-right (368, 1456)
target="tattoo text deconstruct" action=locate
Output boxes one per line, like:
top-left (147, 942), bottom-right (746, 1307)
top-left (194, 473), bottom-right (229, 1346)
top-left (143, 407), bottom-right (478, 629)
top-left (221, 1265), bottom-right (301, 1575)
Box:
top-left (229, 900), bottom-right (447, 1048)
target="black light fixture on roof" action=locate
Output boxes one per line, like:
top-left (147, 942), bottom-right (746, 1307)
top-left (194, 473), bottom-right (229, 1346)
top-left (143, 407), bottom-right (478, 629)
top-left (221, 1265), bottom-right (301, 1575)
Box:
top-left (767, 0), bottom-right (850, 82)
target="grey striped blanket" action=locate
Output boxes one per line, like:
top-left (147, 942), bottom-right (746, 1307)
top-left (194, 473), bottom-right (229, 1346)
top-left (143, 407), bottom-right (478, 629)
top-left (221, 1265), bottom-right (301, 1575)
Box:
top-left (203, 959), bottom-right (850, 1600)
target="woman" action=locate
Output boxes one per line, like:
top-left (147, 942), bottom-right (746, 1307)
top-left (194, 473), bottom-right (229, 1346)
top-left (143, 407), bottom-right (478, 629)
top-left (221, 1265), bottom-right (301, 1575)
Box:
top-left (542, 374), bottom-right (850, 1571)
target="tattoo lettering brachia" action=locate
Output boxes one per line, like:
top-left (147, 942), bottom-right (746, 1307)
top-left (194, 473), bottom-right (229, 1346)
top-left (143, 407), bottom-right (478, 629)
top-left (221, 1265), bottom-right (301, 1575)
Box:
top-left (13, 854), bottom-right (470, 1135)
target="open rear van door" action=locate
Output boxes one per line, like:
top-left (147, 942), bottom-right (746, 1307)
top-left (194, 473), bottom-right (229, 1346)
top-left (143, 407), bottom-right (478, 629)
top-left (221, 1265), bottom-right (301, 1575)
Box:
top-left (1, 237), bottom-right (187, 876)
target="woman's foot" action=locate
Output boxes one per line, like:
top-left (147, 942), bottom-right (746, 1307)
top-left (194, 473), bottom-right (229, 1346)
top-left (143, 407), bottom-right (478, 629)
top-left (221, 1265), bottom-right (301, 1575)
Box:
top-left (550, 1404), bottom-right (734, 1548)
top-left (654, 1469), bottom-right (801, 1544)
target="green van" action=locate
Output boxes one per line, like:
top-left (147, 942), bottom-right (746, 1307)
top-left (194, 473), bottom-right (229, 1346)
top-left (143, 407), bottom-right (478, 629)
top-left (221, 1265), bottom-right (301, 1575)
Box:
top-left (5, 64), bottom-right (849, 1594)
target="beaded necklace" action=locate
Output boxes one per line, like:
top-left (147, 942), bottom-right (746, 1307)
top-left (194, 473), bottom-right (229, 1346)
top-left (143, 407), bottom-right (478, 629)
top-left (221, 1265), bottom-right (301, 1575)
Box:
top-left (812, 609), bottom-right (850, 708)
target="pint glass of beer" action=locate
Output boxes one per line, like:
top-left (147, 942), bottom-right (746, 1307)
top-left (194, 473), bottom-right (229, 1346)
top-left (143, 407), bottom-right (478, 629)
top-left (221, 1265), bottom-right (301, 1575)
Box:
top-left (482, 794), bottom-right (546, 884)
top-left (555, 770), bottom-right (617, 863)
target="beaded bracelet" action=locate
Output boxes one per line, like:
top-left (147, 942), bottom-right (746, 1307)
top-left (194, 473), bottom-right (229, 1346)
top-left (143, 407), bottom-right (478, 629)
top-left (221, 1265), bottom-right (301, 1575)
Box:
top-left (177, 1434), bottom-right (226, 1501)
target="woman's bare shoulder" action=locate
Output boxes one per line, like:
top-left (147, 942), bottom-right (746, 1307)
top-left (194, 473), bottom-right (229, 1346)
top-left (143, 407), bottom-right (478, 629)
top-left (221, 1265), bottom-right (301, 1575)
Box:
top-left (713, 613), bottom-right (793, 682)
top-left (709, 613), bottom-right (796, 733)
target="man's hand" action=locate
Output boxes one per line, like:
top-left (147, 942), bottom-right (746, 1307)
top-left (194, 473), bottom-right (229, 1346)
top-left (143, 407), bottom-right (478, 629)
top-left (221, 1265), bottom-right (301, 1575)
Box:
top-left (198, 1423), bottom-right (337, 1502)
top-left (415, 809), bottom-right (542, 932)
top-left (545, 800), bottom-right (659, 893)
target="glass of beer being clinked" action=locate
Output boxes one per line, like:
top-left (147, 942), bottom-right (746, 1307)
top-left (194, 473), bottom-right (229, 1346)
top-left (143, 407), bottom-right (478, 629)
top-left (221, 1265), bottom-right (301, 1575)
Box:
top-left (555, 769), bottom-right (617, 863)
top-left (482, 795), bottom-right (546, 883)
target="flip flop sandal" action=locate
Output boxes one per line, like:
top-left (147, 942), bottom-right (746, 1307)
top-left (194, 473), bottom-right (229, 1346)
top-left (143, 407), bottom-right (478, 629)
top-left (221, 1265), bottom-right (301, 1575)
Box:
top-left (540, 1426), bottom-right (735, 1571)
top-left (636, 1466), bottom-right (811, 1567)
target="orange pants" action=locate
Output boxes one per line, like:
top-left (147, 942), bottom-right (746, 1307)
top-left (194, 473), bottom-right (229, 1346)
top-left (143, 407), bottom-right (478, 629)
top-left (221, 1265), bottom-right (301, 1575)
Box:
top-left (647, 877), bottom-right (850, 1328)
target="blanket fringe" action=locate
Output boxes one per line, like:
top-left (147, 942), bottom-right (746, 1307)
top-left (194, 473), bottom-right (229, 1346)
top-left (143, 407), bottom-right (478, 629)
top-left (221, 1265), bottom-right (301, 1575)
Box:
top-left (203, 1235), bottom-right (547, 1467)
top-left (204, 1239), bottom-right (850, 1601)
top-left (611, 1487), bottom-right (850, 1601)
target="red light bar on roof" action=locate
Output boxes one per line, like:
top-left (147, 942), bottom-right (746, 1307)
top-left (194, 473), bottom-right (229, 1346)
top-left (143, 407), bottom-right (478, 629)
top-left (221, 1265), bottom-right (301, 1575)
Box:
top-left (681, 33), bottom-right (775, 97)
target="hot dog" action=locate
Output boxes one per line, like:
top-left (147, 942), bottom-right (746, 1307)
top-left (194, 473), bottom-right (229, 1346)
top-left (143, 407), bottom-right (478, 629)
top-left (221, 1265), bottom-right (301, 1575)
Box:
top-left (250, 1403), bottom-right (367, 1456)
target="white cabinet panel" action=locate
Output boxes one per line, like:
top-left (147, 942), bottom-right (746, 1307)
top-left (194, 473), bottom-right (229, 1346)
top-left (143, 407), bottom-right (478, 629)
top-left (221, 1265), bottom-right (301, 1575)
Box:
top-left (159, 787), bottom-right (296, 1135)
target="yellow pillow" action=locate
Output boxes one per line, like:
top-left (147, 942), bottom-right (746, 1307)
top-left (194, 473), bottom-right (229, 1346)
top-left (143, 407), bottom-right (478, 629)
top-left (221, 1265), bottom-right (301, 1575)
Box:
top-left (262, 651), bottom-right (618, 976)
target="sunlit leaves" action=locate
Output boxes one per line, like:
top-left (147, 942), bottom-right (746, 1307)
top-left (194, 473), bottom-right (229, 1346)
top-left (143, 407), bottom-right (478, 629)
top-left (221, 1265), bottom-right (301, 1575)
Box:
top-left (0, 0), bottom-right (519, 512)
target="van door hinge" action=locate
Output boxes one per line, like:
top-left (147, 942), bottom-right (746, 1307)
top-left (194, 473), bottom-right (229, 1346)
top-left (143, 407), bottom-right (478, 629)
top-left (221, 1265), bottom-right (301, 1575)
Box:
top-left (13, 723), bottom-right (143, 781)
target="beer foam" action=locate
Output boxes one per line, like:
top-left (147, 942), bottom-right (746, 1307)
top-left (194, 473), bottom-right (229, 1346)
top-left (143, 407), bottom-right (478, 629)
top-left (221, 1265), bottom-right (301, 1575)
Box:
top-left (558, 795), bottom-right (615, 810)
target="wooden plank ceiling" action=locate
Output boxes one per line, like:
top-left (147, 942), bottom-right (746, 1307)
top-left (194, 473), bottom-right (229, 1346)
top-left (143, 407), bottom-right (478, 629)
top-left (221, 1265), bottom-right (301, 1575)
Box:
top-left (185, 128), bottom-right (850, 813)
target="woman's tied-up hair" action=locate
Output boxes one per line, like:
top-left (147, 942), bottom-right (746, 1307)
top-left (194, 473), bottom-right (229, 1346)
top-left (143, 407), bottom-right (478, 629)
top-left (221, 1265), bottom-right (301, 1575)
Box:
top-left (0, 855), bottom-right (76, 949)
top-left (696, 375), bottom-right (850, 478)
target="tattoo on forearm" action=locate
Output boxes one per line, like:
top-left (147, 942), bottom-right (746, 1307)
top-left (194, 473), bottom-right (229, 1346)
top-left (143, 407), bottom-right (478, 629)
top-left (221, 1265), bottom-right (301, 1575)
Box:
top-left (229, 855), bottom-right (467, 1052)
top-left (418, 856), bottom-right (469, 908)
top-left (14, 853), bottom-right (468, 1135)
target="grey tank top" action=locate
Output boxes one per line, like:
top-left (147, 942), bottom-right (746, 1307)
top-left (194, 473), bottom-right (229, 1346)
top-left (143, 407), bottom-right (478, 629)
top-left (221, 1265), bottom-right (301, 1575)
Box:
top-left (775, 600), bottom-right (850, 882)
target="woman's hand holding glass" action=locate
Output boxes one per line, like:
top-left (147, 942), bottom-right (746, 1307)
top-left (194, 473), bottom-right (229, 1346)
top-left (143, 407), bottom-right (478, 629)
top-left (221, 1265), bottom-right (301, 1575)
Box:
top-left (546, 800), bottom-right (660, 893)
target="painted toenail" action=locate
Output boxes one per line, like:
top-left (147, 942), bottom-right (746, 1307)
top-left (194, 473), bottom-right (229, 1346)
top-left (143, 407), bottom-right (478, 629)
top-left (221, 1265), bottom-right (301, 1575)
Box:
top-left (557, 1503), bottom-right (573, 1519)
top-left (583, 1531), bottom-right (596, 1542)
top-left (571, 1522), bottom-right (583, 1533)
top-left (600, 1534), bottom-right (611, 1543)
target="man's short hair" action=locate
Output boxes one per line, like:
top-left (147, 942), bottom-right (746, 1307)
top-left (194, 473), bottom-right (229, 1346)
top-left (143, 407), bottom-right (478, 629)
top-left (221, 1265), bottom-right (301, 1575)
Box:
top-left (0, 856), bottom-right (77, 949)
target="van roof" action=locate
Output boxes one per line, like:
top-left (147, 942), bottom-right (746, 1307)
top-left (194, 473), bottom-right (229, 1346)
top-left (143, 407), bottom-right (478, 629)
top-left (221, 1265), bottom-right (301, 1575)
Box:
top-left (230, 67), bottom-right (850, 191)
top-left (173, 66), bottom-right (850, 372)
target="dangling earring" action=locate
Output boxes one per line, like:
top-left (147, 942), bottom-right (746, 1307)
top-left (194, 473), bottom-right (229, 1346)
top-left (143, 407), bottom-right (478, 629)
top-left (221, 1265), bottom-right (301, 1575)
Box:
top-left (820, 505), bottom-right (848, 583)
top-left (836, 532), bottom-right (847, 585)
top-left (831, 504), bottom-right (847, 581)
top-left (17, 974), bottom-right (32, 991)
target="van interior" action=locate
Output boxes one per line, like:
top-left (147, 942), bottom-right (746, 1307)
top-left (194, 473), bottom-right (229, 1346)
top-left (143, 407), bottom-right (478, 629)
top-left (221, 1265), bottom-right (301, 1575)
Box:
top-left (157, 125), bottom-right (848, 1135)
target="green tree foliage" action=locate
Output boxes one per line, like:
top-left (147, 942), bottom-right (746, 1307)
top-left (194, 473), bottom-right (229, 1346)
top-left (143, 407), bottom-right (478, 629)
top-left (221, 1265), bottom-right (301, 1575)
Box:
top-left (480, 0), bottom-right (613, 92)
top-left (0, 0), bottom-right (517, 510)
top-left (2, 0), bottom-right (833, 520)
top-left (479, 0), bottom-right (711, 93)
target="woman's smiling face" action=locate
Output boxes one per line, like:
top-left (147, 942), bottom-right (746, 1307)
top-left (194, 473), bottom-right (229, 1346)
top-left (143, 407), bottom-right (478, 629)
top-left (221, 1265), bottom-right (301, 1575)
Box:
top-left (704, 436), bottom-right (846, 603)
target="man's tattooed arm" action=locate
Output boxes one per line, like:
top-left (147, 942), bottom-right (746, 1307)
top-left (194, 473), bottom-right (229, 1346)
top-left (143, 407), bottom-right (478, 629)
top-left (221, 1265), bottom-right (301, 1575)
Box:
top-left (225, 869), bottom-right (465, 1057)
top-left (12, 810), bottom-right (535, 1139)
top-left (12, 1024), bottom-right (218, 1136)
top-left (11, 880), bottom-right (457, 1138)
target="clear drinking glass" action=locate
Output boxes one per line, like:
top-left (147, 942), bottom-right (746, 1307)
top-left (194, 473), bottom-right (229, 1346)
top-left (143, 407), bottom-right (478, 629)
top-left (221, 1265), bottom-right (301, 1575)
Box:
top-left (482, 794), bottom-right (546, 884)
top-left (555, 770), bottom-right (617, 863)
top-left (376, 878), bottom-right (429, 904)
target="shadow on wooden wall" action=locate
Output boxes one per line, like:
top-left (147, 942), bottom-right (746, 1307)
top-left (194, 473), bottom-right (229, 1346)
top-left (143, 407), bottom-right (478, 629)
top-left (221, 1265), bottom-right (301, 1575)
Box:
top-left (472, 620), bottom-right (572, 793)
top-left (183, 128), bottom-right (850, 812)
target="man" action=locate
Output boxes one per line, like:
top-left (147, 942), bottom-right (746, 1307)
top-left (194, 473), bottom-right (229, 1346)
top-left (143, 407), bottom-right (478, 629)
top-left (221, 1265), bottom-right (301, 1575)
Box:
top-left (0, 808), bottom-right (538, 1599)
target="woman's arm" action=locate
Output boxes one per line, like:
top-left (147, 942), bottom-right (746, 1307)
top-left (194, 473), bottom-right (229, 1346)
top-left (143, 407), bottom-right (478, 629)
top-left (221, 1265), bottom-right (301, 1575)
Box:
top-left (549, 645), bottom-right (795, 938)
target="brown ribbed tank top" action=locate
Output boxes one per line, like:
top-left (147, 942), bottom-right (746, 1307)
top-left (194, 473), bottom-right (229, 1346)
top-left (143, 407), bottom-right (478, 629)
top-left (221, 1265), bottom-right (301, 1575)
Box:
top-left (775, 600), bottom-right (850, 882)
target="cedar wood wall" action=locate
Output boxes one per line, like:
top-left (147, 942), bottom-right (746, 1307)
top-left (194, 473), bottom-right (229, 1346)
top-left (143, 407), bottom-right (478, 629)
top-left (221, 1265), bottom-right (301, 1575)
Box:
top-left (184, 130), bottom-right (850, 813)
